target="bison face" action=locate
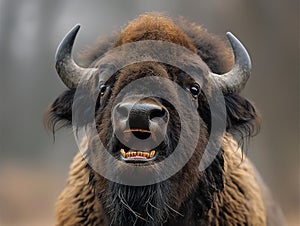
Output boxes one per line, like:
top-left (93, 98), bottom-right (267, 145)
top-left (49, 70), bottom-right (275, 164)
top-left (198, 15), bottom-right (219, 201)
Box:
top-left (45, 20), bottom-right (260, 225)
top-left (92, 62), bottom-right (207, 183)
top-left (88, 60), bottom-right (212, 226)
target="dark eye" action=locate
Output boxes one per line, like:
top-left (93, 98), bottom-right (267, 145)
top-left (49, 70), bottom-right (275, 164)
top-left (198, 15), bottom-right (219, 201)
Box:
top-left (190, 83), bottom-right (200, 97)
top-left (99, 84), bottom-right (107, 96)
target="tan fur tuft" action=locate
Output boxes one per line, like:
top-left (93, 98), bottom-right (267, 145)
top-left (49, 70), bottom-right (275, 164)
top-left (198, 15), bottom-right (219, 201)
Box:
top-left (114, 13), bottom-right (197, 53)
top-left (55, 140), bottom-right (107, 226)
top-left (208, 136), bottom-right (267, 225)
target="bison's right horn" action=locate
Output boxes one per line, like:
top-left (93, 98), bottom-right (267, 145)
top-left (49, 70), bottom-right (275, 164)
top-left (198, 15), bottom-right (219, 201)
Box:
top-left (55, 24), bottom-right (97, 89)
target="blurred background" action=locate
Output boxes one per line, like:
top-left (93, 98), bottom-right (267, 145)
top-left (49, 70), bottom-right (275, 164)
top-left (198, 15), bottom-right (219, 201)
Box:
top-left (0, 0), bottom-right (298, 225)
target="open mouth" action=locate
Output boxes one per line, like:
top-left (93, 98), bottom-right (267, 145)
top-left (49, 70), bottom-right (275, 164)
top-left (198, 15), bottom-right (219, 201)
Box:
top-left (120, 148), bottom-right (156, 162)
top-left (116, 129), bottom-right (158, 163)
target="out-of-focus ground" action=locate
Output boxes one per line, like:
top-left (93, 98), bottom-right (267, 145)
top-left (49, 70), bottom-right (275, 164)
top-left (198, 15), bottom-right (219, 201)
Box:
top-left (0, 0), bottom-right (299, 225)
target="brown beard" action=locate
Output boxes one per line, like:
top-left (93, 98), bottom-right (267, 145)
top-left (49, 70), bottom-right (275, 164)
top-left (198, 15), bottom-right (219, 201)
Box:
top-left (102, 182), bottom-right (171, 226)
top-left (89, 147), bottom-right (224, 226)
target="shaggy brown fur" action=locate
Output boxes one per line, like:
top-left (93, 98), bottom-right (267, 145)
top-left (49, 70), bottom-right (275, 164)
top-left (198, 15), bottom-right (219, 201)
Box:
top-left (55, 140), bottom-right (107, 225)
top-left (46, 13), bottom-right (285, 226)
top-left (209, 136), bottom-right (266, 225)
top-left (55, 136), bottom-right (267, 226)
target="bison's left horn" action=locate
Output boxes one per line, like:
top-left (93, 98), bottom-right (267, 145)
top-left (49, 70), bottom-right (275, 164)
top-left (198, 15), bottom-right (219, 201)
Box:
top-left (55, 24), bottom-right (97, 89)
top-left (210, 32), bottom-right (251, 93)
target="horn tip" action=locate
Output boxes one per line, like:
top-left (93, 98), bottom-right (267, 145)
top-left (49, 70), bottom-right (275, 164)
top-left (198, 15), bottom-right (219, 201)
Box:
top-left (225, 32), bottom-right (239, 45)
top-left (225, 31), bottom-right (252, 72)
top-left (73, 24), bottom-right (81, 32)
top-left (226, 31), bottom-right (233, 37)
top-left (55, 24), bottom-right (81, 63)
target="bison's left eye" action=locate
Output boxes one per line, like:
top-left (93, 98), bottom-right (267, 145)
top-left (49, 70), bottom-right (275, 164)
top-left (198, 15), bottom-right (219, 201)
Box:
top-left (189, 83), bottom-right (200, 97)
top-left (99, 84), bottom-right (107, 96)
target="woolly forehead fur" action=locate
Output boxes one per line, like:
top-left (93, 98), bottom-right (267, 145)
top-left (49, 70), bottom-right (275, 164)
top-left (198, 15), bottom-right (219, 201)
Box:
top-left (114, 13), bottom-right (197, 51)
top-left (80, 13), bottom-right (233, 74)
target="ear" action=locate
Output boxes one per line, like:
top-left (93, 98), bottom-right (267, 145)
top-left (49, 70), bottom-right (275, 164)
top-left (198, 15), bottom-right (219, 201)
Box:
top-left (44, 89), bottom-right (75, 132)
top-left (44, 87), bottom-right (98, 133)
top-left (224, 93), bottom-right (261, 144)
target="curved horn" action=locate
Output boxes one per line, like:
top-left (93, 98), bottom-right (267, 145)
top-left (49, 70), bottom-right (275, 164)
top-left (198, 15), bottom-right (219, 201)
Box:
top-left (210, 32), bottom-right (252, 93)
top-left (55, 24), bottom-right (96, 89)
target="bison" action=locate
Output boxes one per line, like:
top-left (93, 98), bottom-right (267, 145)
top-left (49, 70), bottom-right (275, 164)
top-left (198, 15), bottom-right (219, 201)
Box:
top-left (45, 13), bottom-right (285, 226)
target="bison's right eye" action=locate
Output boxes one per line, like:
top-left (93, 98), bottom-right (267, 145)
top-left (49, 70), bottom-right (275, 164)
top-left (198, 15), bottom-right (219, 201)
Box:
top-left (99, 84), bottom-right (107, 96)
top-left (189, 83), bottom-right (200, 97)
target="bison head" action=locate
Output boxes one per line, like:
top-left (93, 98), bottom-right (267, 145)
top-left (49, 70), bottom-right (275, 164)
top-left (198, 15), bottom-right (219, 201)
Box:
top-left (45, 15), bottom-right (260, 226)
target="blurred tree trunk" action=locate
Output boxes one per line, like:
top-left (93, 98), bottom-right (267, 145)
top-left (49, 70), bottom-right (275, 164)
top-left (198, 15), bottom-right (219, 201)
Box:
top-left (0, 0), bottom-right (18, 154)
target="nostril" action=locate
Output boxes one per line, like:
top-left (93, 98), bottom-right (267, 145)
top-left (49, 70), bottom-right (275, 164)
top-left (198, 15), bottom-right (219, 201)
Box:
top-left (149, 108), bottom-right (166, 121)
